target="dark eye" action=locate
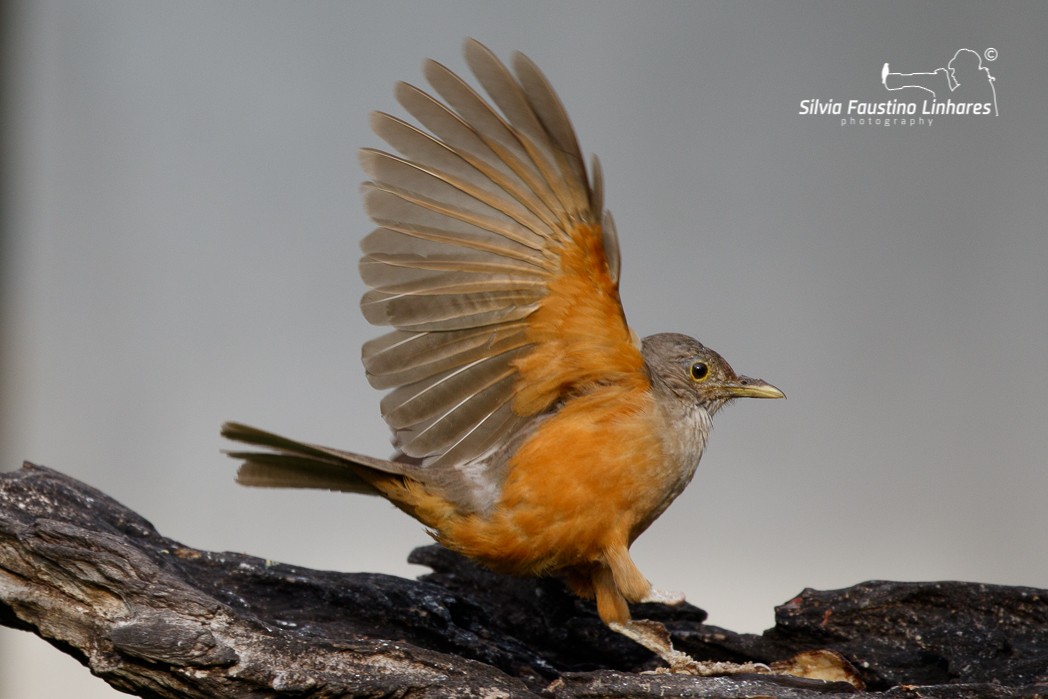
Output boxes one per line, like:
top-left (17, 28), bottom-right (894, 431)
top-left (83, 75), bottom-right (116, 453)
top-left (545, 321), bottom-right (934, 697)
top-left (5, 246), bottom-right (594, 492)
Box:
top-left (690, 362), bottom-right (709, 381)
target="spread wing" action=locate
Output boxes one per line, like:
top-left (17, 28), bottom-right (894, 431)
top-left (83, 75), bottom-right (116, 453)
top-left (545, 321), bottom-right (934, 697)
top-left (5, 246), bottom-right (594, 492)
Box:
top-left (360, 40), bottom-right (646, 489)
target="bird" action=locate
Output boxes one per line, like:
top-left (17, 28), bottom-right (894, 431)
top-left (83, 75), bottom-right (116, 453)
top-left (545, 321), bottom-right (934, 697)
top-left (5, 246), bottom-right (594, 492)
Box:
top-left (222, 38), bottom-right (784, 673)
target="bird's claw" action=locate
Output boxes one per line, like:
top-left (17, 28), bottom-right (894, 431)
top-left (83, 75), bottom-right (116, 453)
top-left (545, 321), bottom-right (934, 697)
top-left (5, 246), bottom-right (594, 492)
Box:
top-left (640, 587), bottom-right (686, 605)
top-left (611, 619), bottom-right (769, 676)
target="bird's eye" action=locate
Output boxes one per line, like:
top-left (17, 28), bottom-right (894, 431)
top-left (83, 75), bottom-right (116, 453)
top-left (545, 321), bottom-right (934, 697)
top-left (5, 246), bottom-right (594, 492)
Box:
top-left (690, 362), bottom-right (709, 382)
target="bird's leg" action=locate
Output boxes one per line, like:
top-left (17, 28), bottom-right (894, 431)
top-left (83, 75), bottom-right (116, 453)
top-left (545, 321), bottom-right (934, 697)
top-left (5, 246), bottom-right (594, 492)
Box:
top-left (596, 548), bottom-right (768, 675)
top-left (604, 545), bottom-right (686, 607)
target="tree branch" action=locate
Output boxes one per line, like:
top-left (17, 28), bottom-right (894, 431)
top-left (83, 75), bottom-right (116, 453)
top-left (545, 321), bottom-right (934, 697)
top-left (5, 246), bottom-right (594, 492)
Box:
top-left (1, 462), bottom-right (1046, 698)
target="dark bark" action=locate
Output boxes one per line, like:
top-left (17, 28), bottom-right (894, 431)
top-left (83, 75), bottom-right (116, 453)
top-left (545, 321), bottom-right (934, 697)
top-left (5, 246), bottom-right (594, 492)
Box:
top-left (1, 462), bottom-right (1046, 698)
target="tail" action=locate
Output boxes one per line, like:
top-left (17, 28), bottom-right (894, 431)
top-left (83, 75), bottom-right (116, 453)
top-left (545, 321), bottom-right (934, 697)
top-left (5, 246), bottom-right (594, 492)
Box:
top-left (221, 422), bottom-right (411, 496)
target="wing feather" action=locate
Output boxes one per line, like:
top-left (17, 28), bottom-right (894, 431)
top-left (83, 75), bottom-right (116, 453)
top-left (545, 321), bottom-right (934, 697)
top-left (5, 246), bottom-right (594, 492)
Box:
top-left (463, 42), bottom-right (581, 218)
top-left (374, 107), bottom-right (564, 235)
top-left (382, 356), bottom-right (522, 439)
top-left (363, 325), bottom-right (529, 389)
top-left (422, 60), bottom-right (570, 231)
top-left (361, 288), bottom-right (540, 331)
top-left (363, 183), bottom-right (547, 253)
top-left (360, 253), bottom-right (547, 294)
top-left (360, 150), bottom-right (557, 244)
top-left (360, 200), bottom-right (553, 269)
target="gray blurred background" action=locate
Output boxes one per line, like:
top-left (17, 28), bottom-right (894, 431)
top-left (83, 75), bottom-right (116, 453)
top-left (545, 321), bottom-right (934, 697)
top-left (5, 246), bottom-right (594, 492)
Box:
top-left (2, 1), bottom-right (1046, 696)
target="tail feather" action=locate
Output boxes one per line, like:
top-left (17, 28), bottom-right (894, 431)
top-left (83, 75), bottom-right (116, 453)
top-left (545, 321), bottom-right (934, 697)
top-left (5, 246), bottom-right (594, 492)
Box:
top-left (229, 452), bottom-right (380, 495)
top-left (221, 422), bottom-right (410, 495)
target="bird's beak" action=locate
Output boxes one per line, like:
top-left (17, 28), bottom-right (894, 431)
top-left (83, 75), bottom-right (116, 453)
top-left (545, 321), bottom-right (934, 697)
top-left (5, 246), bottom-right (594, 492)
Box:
top-left (724, 376), bottom-right (785, 400)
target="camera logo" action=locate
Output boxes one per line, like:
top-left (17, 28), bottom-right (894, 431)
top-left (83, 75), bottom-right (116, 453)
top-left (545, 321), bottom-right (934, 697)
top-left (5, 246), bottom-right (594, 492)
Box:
top-left (882, 48), bottom-right (998, 116)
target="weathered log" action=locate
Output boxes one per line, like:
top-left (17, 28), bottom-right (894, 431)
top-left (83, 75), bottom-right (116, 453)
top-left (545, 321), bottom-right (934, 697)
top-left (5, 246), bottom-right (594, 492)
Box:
top-left (1, 462), bottom-right (1045, 698)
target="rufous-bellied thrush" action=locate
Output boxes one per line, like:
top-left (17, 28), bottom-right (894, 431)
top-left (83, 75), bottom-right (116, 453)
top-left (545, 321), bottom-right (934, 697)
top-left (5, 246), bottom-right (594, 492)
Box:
top-left (223, 39), bottom-right (784, 673)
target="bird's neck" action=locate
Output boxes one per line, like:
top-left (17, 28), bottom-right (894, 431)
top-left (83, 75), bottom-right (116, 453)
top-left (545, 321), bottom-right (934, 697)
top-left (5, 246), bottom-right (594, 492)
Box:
top-left (627, 397), bottom-right (712, 543)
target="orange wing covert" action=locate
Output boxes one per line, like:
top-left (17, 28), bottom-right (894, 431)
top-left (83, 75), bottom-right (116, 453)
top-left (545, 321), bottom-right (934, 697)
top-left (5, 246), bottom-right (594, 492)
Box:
top-left (512, 221), bottom-right (646, 416)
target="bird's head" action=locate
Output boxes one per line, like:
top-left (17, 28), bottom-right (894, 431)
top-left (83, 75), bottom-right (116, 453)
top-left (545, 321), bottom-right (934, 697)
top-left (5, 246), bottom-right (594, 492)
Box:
top-left (641, 332), bottom-right (784, 416)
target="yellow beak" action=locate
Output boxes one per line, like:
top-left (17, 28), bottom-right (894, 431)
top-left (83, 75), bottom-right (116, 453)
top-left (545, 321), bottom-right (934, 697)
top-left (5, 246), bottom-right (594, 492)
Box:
top-left (724, 377), bottom-right (786, 400)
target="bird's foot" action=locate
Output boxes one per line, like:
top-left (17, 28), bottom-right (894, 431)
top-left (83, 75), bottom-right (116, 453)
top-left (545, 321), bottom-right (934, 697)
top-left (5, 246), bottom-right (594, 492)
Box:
top-left (609, 619), bottom-right (770, 675)
top-left (640, 587), bottom-right (686, 605)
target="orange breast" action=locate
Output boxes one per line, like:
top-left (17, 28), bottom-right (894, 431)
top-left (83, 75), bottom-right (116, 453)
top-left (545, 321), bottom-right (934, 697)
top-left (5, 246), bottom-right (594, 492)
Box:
top-left (393, 219), bottom-right (664, 575)
top-left (437, 381), bottom-right (671, 576)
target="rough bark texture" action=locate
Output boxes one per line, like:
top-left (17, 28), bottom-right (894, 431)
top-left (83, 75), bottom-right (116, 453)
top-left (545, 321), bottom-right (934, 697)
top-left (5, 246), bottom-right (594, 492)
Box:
top-left (1, 462), bottom-right (1047, 698)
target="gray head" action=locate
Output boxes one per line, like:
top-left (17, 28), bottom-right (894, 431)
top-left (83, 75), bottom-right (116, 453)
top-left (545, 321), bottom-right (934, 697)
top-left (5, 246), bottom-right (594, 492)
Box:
top-left (641, 332), bottom-right (784, 416)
